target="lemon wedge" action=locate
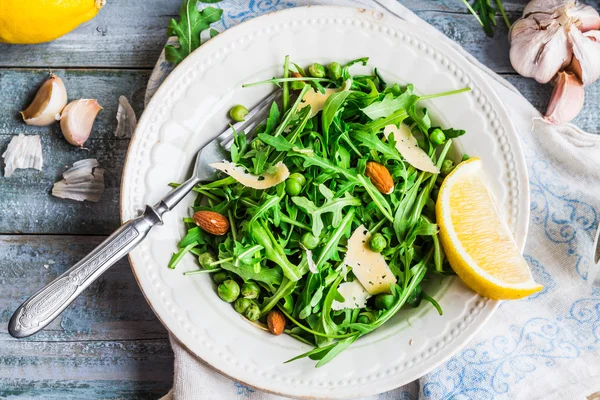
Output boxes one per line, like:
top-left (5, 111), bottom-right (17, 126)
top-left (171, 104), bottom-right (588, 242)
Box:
top-left (436, 157), bottom-right (542, 300)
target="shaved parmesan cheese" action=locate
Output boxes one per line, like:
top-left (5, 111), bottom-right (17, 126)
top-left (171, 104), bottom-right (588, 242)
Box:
top-left (383, 124), bottom-right (440, 174)
top-left (2, 134), bottom-right (43, 177)
top-left (332, 280), bottom-right (372, 311)
top-left (115, 95), bottom-right (137, 138)
top-left (210, 160), bottom-right (289, 190)
top-left (344, 224), bottom-right (396, 295)
top-left (52, 158), bottom-right (105, 202)
top-left (298, 79), bottom-right (352, 118)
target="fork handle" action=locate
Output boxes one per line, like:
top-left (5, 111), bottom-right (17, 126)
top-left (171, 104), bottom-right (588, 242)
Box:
top-left (8, 176), bottom-right (201, 338)
top-left (8, 209), bottom-right (156, 338)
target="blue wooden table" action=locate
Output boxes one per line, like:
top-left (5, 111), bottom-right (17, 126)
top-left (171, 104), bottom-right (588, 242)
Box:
top-left (1, 0), bottom-right (598, 398)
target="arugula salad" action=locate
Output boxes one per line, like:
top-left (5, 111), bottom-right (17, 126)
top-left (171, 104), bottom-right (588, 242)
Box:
top-left (169, 57), bottom-right (470, 367)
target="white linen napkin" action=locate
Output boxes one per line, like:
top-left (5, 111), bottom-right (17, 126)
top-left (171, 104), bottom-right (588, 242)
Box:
top-left (149, 1), bottom-right (600, 399)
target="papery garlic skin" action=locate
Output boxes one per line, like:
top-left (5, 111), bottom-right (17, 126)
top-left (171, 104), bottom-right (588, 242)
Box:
top-left (545, 71), bottom-right (585, 124)
top-left (509, 15), bottom-right (571, 83)
top-left (1, 134), bottom-right (43, 177)
top-left (59, 99), bottom-right (102, 147)
top-left (568, 28), bottom-right (600, 85)
top-left (21, 74), bottom-right (68, 126)
top-left (114, 95), bottom-right (137, 138)
top-left (52, 158), bottom-right (105, 202)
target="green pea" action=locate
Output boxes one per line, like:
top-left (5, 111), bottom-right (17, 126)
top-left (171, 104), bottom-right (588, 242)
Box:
top-left (217, 279), bottom-right (240, 303)
top-left (462, 154), bottom-right (470, 162)
top-left (285, 179), bottom-right (302, 196)
top-left (308, 62), bottom-right (326, 78)
top-left (374, 294), bottom-right (395, 311)
top-left (244, 302), bottom-right (261, 321)
top-left (212, 271), bottom-right (228, 285)
top-left (369, 233), bottom-right (387, 253)
top-left (241, 282), bottom-right (261, 299)
top-left (288, 172), bottom-right (306, 187)
top-left (441, 159), bottom-right (456, 176)
top-left (229, 104), bottom-right (248, 122)
top-left (198, 252), bottom-right (217, 270)
top-left (430, 128), bottom-right (446, 146)
top-left (301, 232), bottom-right (319, 250)
top-left (234, 297), bottom-right (252, 314)
top-left (327, 62), bottom-right (342, 80)
top-left (357, 315), bottom-right (371, 325)
top-left (291, 80), bottom-right (306, 90)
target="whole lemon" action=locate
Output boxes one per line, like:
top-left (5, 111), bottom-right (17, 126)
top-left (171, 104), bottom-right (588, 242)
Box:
top-left (0, 0), bottom-right (106, 44)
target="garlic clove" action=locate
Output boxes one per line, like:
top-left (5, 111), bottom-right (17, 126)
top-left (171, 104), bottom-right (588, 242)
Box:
top-left (568, 2), bottom-right (600, 32)
top-left (544, 71), bottom-right (585, 124)
top-left (568, 28), bottom-right (600, 85)
top-left (59, 99), bottom-right (102, 147)
top-left (509, 16), bottom-right (571, 84)
top-left (21, 74), bottom-right (68, 126)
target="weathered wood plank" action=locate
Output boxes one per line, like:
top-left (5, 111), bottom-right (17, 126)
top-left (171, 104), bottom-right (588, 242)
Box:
top-left (0, 69), bottom-right (149, 234)
top-left (0, 137), bottom-right (126, 234)
top-left (0, 234), bottom-right (173, 397)
top-left (0, 69), bottom-right (150, 140)
top-left (3, 379), bottom-right (171, 400)
top-left (0, 235), bottom-right (168, 340)
top-left (0, 339), bottom-right (172, 399)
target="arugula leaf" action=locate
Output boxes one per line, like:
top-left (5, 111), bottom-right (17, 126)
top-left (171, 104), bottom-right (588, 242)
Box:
top-left (443, 128), bottom-right (466, 139)
top-left (360, 88), bottom-right (415, 120)
top-left (292, 191), bottom-right (361, 237)
top-left (165, 2), bottom-right (223, 64)
top-left (251, 221), bottom-right (304, 282)
top-left (351, 131), bottom-right (402, 162)
top-left (322, 91), bottom-right (352, 143)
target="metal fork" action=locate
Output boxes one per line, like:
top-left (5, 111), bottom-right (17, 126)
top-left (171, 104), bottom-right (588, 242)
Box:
top-left (8, 89), bottom-right (282, 338)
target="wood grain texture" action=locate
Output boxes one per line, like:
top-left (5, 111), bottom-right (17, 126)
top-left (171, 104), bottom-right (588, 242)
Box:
top-left (0, 69), bottom-right (150, 235)
top-left (0, 235), bottom-right (172, 398)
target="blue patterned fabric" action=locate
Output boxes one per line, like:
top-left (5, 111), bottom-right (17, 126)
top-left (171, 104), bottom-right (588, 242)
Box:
top-left (153, 1), bottom-right (600, 399)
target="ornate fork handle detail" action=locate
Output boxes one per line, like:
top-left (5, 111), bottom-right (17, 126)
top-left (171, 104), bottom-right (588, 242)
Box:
top-left (9, 175), bottom-right (200, 338)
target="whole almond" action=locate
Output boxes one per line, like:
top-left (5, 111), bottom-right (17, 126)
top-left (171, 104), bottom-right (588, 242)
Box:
top-left (266, 309), bottom-right (286, 336)
top-left (365, 161), bottom-right (394, 195)
top-left (193, 211), bottom-right (229, 236)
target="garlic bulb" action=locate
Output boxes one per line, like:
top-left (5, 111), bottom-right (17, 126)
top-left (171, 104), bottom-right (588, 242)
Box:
top-left (52, 158), bottom-right (105, 202)
top-left (21, 74), bottom-right (68, 126)
top-left (114, 95), bottom-right (137, 138)
top-left (2, 134), bottom-right (43, 177)
top-left (509, 14), bottom-right (571, 84)
top-left (59, 99), bottom-right (102, 147)
top-left (510, 0), bottom-right (600, 85)
top-left (545, 71), bottom-right (585, 124)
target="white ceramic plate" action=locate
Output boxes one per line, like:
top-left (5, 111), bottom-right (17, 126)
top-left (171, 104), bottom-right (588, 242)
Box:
top-left (121, 6), bottom-right (529, 398)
